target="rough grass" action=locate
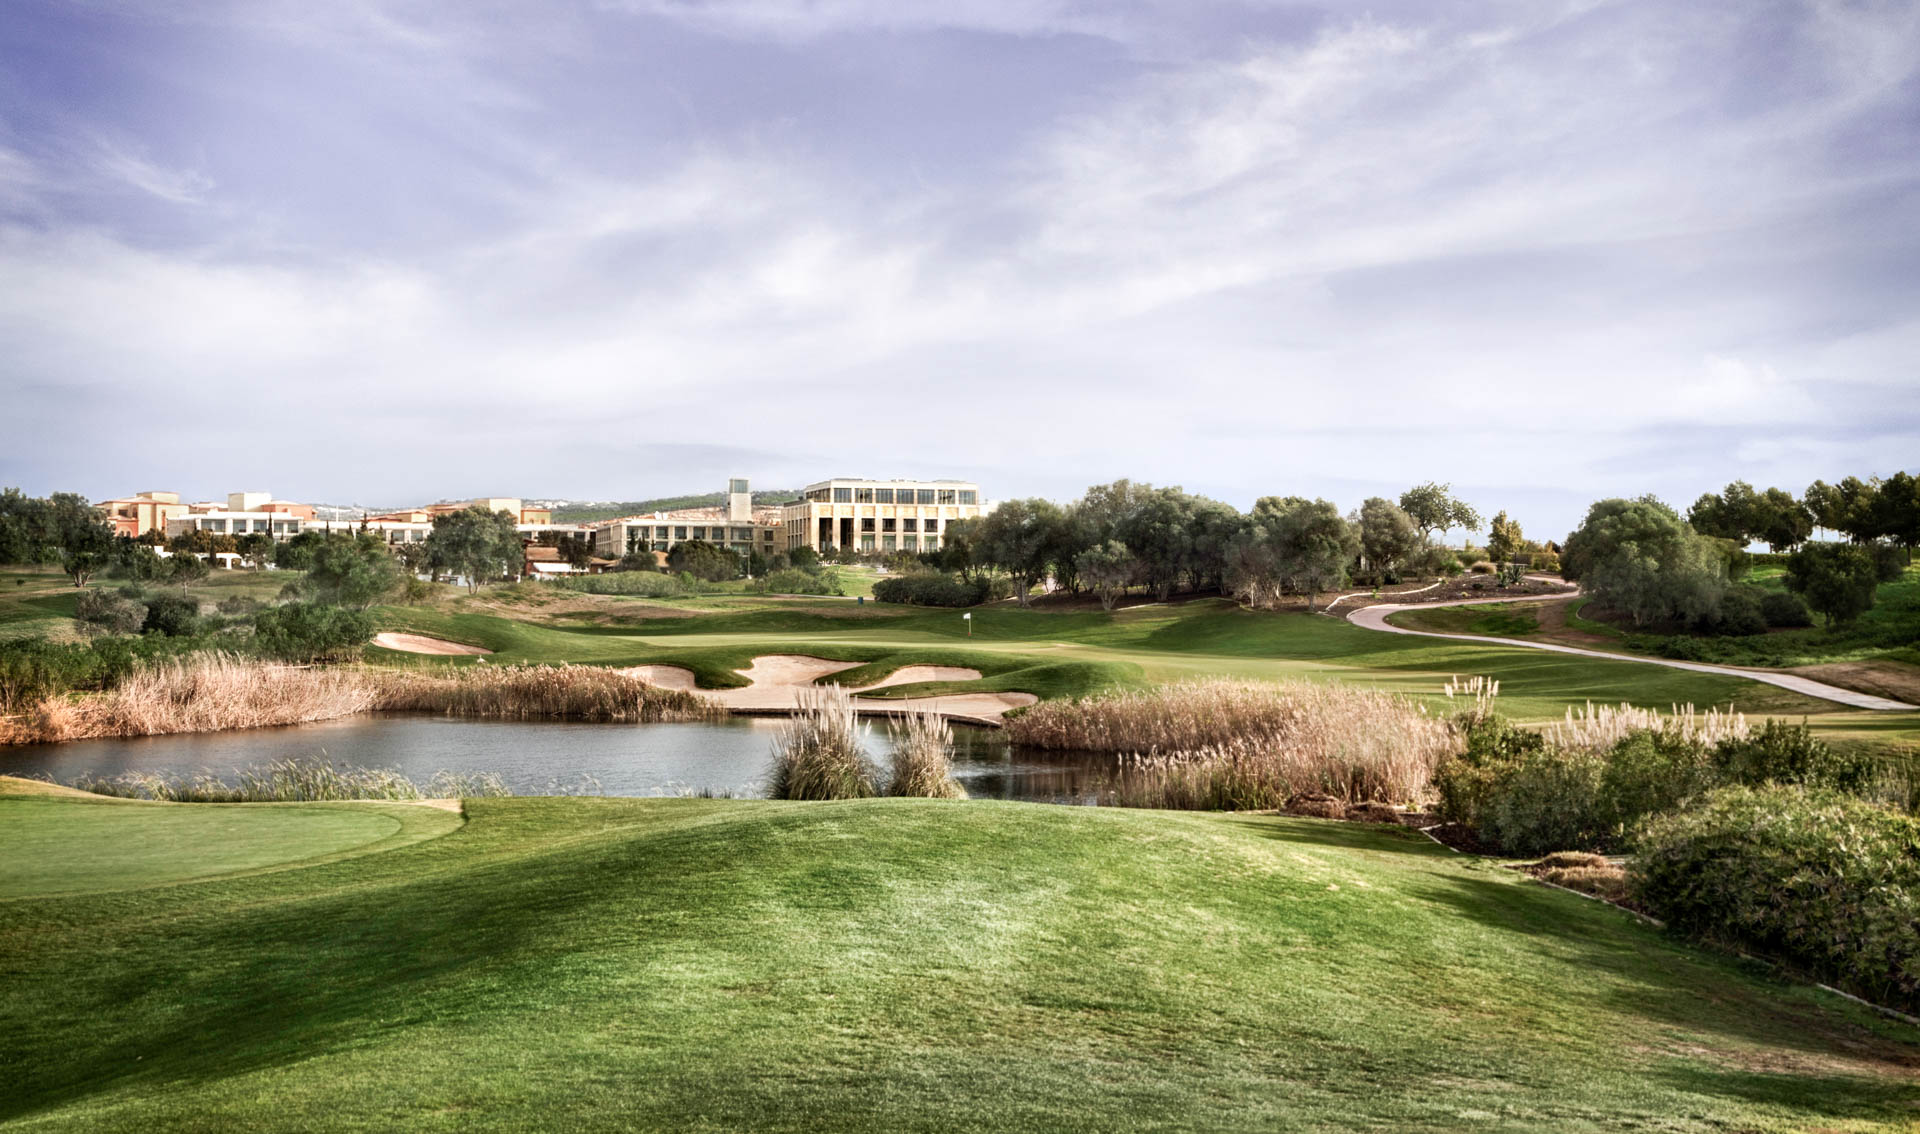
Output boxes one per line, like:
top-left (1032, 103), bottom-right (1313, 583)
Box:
top-left (70, 755), bottom-right (511, 802)
top-left (2, 794), bottom-right (1917, 1130)
top-left (372, 662), bottom-right (723, 722)
top-left (1539, 700), bottom-right (1751, 753)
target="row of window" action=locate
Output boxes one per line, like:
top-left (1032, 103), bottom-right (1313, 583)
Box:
top-left (859, 518), bottom-right (938, 533)
top-left (193, 518), bottom-right (299, 535)
top-left (819, 487), bottom-right (976, 505)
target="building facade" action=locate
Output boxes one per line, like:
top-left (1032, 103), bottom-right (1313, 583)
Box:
top-left (779, 478), bottom-right (983, 555)
top-left (586, 478), bottom-right (782, 562)
top-left (162, 492), bottom-right (316, 541)
top-left (97, 491), bottom-right (189, 538)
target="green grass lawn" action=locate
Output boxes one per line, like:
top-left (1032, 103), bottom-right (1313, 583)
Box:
top-left (0, 566), bottom-right (302, 642)
top-left (2, 787), bottom-right (1915, 1131)
top-left (365, 591), bottom-right (1920, 746)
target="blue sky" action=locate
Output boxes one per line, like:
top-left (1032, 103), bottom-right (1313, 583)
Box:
top-left (1, 0), bottom-right (1915, 537)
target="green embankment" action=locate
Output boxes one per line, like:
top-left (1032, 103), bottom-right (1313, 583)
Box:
top-left (3, 790), bottom-right (1916, 1131)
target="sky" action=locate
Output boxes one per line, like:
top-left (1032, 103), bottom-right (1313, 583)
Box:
top-left (1, 0), bottom-right (1916, 537)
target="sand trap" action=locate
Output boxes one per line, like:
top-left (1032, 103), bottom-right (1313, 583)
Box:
top-left (855, 665), bottom-right (982, 690)
top-left (619, 655), bottom-right (1032, 721)
top-left (619, 664), bottom-right (698, 691)
top-left (373, 633), bottom-right (492, 656)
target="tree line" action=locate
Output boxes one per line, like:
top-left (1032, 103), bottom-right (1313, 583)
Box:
top-left (1688, 473), bottom-right (1920, 556)
top-left (921, 480), bottom-right (1494, 611)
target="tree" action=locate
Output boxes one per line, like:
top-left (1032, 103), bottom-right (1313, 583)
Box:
top-left (1183, 497), bottom-right (1243, 594)
top-left (426, 507), bottom-right (524, 592)
top-left (1116, 488), bottom-right (1194, 602)
top-left (1485, 511), bottom-right (1524, 567)
top-left (973, 498), bottom-right (1065, 606)
top-left (1398, 482), bottom-right (1482, 547)
top-left (1355, 497), bottom-right (1419, 581)
top-left (166, 553), bottom-right (210, 594)
top-left (787, 545), bottom-right (821, 571)
top-left (1751, 487), bottom-right (1814, 552)
top-left (1868, 471), bottom-right (1920, 563)
top-left (1785, 543), bottom-right (1881, 626)
top-left (1805, 477), bottom-right (1880, 543)
top-left (1268, 497), bottom-right (1358, 611)
top-left (1561, 497), bottom-right (1726, 627)
top-left (253, 602), bottom-right (375, 662)
top-left (236, 532), bottom-right (276, 569)
top-left (666, 539), bottom-right (740, 582)
top-left (1075, 540), bottom-right (1136, 612)
top-left (301, 533), bottom-right (405, 609)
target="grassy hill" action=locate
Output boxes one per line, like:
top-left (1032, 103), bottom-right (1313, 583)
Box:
top-left (4, 783), bottom-right (1916, 1131)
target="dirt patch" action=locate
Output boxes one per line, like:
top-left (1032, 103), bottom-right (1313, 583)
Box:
top-left (620, 664), bottom-right (698, 691)
top-left (1788, 661), bottom-right (1920, 707)
top-left (856, 665), bottom-right (983, 690)
top-left (372, 633), bottom-right (492, 656)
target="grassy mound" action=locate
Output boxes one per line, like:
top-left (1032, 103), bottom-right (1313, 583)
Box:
top-left (2, 796), bottom-right (1916, 1130)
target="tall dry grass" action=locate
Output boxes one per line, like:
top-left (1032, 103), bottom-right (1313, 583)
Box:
top-left (886, 710), bottom-right (964, 799)
top-left (5, 654), bottom-right (376, 744)
top-left (1010, 679), bottom-right (1457, 809)
top-left (71, 755), bottom-right (509, 801)
top-left (767, 684), bottom-right (878, 800)
top-left (1540, 701), bottom-right (1750, 754)
top-left (372, 663), bottom-right (723, 723)
top-left (1, 656), bottom-right (724, 744)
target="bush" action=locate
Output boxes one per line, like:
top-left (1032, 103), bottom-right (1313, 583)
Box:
top-left (74, 588), bottom-right (147, 635)
top-left (0, 635), bottom-right (209, 712)
top-left (1632, 786), bottom-right (1920, 1013)
top-left (1759, 589), bottom-right (1813, 628)
top-left (552, 573), bottom-right (698, 597)
top-left (1480, 747), bottom-right (1609, 856)
top-left (216, 595), bottom-right (262, 617)
top-left (251, 602), bottom-right (374, 662)
top-left (141, 593), bottom-right (200, 637)
top-left (767, 684), bottom-right (877, 800)
top-left (872, 572), bottom-right (989, 607)
top-left (1712, 719), bottom-right (1876, 793)
top-left (1698, 586), bottom-right (1766, 636)
top-left (750, 568), bottom-right (844, 596)
top-left (1529, 551), bottom-right (1561, 573)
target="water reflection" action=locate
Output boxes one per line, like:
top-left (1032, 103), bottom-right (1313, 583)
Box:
top-left (0, 714), bottom-right (1121, 804)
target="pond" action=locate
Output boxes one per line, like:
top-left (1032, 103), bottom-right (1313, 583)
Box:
top-left (0, 716), bottom-right (1121, 803)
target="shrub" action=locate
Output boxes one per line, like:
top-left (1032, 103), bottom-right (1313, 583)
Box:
top-left (751, 567), bottom-right (845, 596)
top-left (1699, 586), bottom-right (1765, 636)
top-left (1759, 589), bottom-right (1813, 628)
top-left (872, 572), bottom-right (989, 607)
top-left (1712, 719), bottom-right (1876, 793)
top-left (1480, 747), bottom-right (1609, 856)
top-left (1632, 787), bottom-right (1920, 1013)
top-left (1529, 551), bottom-right (1561, 573)
top-left (767, 683), bottom-right (877, 800)
top-left (216, 595), bottom-right (262, 617)
top-left (74, 588), bottom-right (147, 635)
top-left (141, 592), bottom-right (200, 637)
top-left (553, 572), bottom-right (697, 597)
top-left (252, 602), bottom-right (374, 662)
top-left (886, 710), bottom-right (964, 799)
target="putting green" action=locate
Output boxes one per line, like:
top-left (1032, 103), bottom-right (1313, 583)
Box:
top-left (0, 785), bottom-right (462, 898)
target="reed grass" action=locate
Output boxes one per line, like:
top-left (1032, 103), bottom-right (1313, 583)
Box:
top-left (767, 684), bottom-right (878, 800)
top-left (372, 663), bottom-right (723, 723)
top-left (1, 656), bottom-right (723, 744)
top-left (1011, 679), bottom-right (1457, 810)
top-left (1540, 701), bottom-right (1750, 754)
top-left (69, 755), bottom-right (510, 802)
top-left (886, 710), bottom-right (964, 799)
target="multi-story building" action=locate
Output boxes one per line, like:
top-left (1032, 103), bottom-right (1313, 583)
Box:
top-left (780, 478), bottom-right (983, 555)
top-left (97, 491), bottom-right (190, 538)
top-left (164, 492), bottom-right (315, 541)
top-left (586, 478), bottom-right (783, 562)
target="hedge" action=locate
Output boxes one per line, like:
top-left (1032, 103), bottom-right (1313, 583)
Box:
top-left (1632, 786), bottom-right (1920, 1013)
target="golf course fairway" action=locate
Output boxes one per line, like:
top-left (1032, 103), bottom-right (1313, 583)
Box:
top-left (3, 786), bottom-right (1916, 1131)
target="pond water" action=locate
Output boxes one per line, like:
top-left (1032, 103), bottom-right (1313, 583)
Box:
top-left (0, 715), bottom-right (1121, 803)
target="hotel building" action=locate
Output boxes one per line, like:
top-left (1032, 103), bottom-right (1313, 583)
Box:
top-left (586, 479), bottom-right (782, 561)
top-left (779, 478), bottom-right (983, 555)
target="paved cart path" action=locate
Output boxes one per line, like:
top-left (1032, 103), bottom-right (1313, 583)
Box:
top-left (1345, 591), bottom-right (1915, 711)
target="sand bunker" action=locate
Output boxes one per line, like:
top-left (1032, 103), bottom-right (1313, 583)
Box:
top-left (372, 633), bottom-right (493, 656)
top-left (619, 664), bottom-right (697, 691)
top-left (856, 665), bottom-right (982, 690)
top-left (620, 655), bottom-right (1034, 722)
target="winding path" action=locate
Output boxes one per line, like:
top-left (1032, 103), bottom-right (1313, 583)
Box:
top-left (1345, 590), bottom-right (1915, 712)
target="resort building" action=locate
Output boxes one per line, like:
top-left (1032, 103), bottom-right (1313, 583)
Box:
top-left (97, 491), bottom-right (190, 538)
top-left (586, 479), bottom-right (783, 561)
top-left (779, 478), bottom-right (983, 555)
top-left (163, 492), bottom-right (316, 541)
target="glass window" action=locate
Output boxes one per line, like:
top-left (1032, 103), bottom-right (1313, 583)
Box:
top-left (874, 488), bottom-right (894, 504)
top-left (924, 518), bottom-right (940, 532)
top-left (832, 488), bottom-right (852, 503)
top-left (208, 519), bottom-right (226, 533)
top-left (882, 519), bottom-right (896, 532)
top-left (861, 518), bottom-right (875, 532)
top-left (925, 537), bottom-right (940, 551)
top-left (882, 535), bottom-right (895, 551)
top-left (959, 490), bottom-right (977, 505)
top-left (674, 526), bottom-right (688, 540)
top-left (917, 489), bottom-right (935, 504)
top-left (902, 536), bottom-right (917, 550)
top-left (855, 488), bottom-right (874, 503)
top-left (861, 535), bottom-right (875, 550)
top-left (903, 519), bottom-right (917, 532)
top-left (939, 489), bottom-right (956, 505)
top-left (730, 479), bottom-right (749, 494)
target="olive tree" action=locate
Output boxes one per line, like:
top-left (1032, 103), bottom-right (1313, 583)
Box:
top-left (1562, 497), bottom-right (1726, 627)
top-left (1398, 482), bottom-right (1482, 547)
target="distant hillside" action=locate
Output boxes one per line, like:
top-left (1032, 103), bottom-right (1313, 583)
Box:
top-left (550, 490), bottom-right (800, 524)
